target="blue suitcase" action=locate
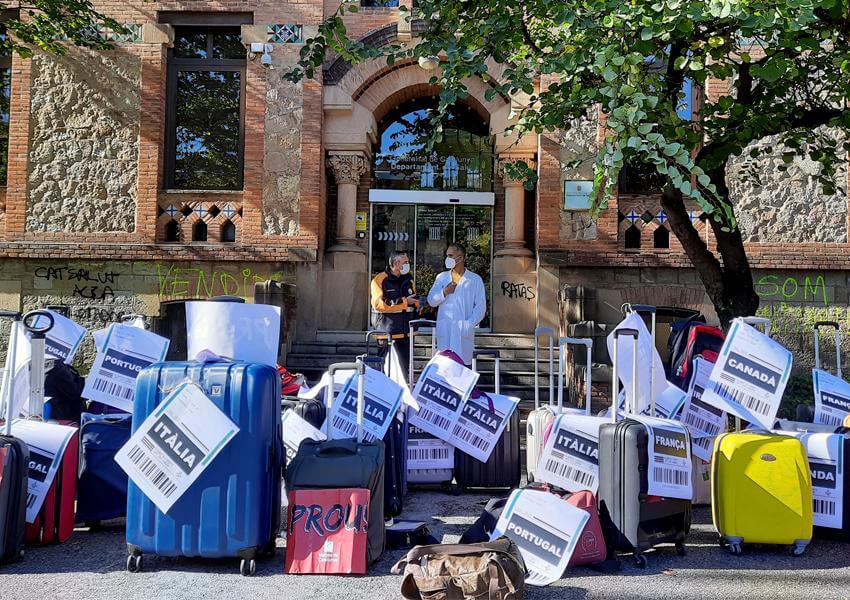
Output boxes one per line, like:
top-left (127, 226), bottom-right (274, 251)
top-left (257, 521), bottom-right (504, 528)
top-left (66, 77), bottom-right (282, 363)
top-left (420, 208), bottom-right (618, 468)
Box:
top-left (125, 361), bottom-right (283, 576)
top-left (77, 412), bottom-right (132, 524)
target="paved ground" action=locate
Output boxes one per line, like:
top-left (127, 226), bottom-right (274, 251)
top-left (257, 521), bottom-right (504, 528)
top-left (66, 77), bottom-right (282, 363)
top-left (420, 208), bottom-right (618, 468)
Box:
top-left (1, 491), bottom-right (849, 599)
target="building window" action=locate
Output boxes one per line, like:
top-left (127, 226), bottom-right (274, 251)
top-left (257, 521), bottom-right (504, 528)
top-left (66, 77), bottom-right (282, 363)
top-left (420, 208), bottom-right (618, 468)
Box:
top-left (166, 26), bottom-right (245, 190)
top-left (0, 29), bottom-right (10, 186)
top-left (361, 0), bottom-right (399, 6)
top-left (192, 220), bottom-right (208, 241)
top-left (165, 219), bottom-right (180, 242)
top-left (220, 219), bottom-right (236, 242)
top-left (653, 226), bottom-right (670, 249)
top-left (624, 225), bottom-right (641, 249)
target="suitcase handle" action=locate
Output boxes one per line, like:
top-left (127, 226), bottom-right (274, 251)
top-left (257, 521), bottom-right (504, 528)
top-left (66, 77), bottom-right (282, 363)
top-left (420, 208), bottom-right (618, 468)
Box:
top-left (557, 337), bottom-right (593, 414)
top-left (611, 329), bottom-right (639, 423)
top-left (814, 322), bottom-right (842, 377)
top-left (316, 438), bottom-right (360, 455)
top-left (325, 360), bottom-right (366, 442)
top-left (23, 310), bottom-right (55, 337)
top-left (471, 350), bottom-right (500, 395)
top-left (534, 326), bottom-right (555, 410)
top-left (409, 319), bottom-right (436, 386)
top-left (814, 321), bottom-right (841, 330)
top-left (365, 330), bottom-right (388, 356)
top-left (740, 316), bottom-right (772, 336)
top-left (0, 309), bottom-right (22, 320)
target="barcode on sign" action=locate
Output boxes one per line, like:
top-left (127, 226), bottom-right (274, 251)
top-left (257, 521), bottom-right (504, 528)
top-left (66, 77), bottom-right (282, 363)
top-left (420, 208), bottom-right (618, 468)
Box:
top-left (93, 377), bottom-right (134, 401)
top-left (418, 408), bottom-right (450, 431)
top-left (714, 382), bottom-right (770, 416)
top-left (451, 424), bottom-right (489, 451)
top-left (332, 415), bottom-right (358, 437)
top-left (543, 458), bottom-right (595, 489)
top-left (694, 436), bottom-right (713, 453)
top-left (127, 442), bottom-right (178, 498)
top-left (818, 413), bottom-right (844, 427)
top-left (814, 498), bottom-right (837, 516)
top-left (653, 466), bottom-right (688, 487)
top-left (408, 447), bottom-right (451, 461)
top-left (683, 411), bottom-right (721, 435)
top-left (26, 493), bottom-right (37, 509)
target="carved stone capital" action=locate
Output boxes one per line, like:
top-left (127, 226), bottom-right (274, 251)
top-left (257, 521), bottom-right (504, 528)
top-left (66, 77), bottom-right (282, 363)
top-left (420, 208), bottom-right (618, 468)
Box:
top-left (327, 153), bottom-right (368, 185)
top-left (498, 156), bottom-right (537, 185)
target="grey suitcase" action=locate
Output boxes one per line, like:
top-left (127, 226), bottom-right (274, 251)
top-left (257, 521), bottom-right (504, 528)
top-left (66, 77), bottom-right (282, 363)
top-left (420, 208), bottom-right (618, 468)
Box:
top-left (285, 360), bottom-right (386, 564)
top-left (598, 328), bottom-right (690, 568)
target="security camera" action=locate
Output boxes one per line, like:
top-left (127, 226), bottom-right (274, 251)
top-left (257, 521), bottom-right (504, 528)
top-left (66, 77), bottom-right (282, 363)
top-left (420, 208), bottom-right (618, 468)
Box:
top-left (261, 53), bottom-right (273, 67)
top-left (249, 42), bottom-right (265, 53)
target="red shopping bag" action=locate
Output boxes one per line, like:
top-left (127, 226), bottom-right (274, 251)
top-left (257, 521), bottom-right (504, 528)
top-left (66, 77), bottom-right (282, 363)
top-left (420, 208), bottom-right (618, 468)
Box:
top-left (284, 488), bottom-right (370, 575)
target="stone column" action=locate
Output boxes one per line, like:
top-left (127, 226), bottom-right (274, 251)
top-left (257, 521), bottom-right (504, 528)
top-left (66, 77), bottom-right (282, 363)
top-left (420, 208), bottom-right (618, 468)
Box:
top-left (497, 157), bottom-right (535, 257)
top-left (327, 152), bottom-right (368, 252)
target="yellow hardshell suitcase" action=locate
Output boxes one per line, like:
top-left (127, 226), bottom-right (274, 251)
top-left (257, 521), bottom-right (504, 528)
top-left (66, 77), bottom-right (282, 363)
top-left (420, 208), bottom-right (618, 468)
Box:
top-left (711, 431), bottom-right (813, 556)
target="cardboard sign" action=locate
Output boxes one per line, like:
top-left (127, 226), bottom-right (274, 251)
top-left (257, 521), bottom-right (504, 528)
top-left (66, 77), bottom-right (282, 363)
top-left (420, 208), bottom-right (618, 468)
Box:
top-left (492, 489), bottom-right (589, 586)
top-left (325, 365), bottom-right (404, 442)
top-left (408, 355), bottom-right (478, 443)
top-left (30, 310), bottom-right (86, 364)
top-left (115, 383), bottom-right (239, 513)
top-left (629, 414), bottom-right (693, 500)
top-left (449, 392), bottom-right (519, 463)
top-left (282, 409), bottom-right (326, 465)
top-left (186, 301), bottom-right (281, 367)
top-left (813, 369), bottom-right (850, 427)
top-left (777, 431), bottom-right (844, 530)
top-left (285, 488), bottom-right (370, 575)
top-left (407, 422), bottom-right (454, 470)
top-left (700, 319), bottom-right (792, 429)
top-left (536, 414), bottom-right (606, 493)
top-left (680, 357), bottom-right (727, 462)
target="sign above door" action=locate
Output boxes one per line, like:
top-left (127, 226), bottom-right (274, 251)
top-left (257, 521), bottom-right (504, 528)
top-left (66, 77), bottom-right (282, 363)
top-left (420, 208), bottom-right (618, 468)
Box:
top-left (369, 189), bottom-right (495, 206)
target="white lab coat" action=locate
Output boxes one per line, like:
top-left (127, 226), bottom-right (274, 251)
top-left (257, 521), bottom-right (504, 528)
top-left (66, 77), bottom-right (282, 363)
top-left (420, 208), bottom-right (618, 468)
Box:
top-left (427, 269), bottom-right (487, 364)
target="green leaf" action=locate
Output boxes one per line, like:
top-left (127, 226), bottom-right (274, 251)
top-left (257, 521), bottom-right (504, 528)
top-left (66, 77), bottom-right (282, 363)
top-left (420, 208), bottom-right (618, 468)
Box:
top-left (640, 27), bottom-right (653, 41)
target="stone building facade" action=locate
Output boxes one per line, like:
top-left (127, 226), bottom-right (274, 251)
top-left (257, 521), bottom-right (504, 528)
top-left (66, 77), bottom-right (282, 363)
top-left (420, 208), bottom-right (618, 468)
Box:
top-left (0, 1), bottom-right (846, 369)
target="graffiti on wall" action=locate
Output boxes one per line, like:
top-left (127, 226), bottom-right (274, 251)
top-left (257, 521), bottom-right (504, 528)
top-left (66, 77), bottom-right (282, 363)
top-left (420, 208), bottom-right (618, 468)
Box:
top-left (34, 266), bottom-right (120, 301)
top-left (501, 281), bottom-right (536, 301)
top-left (156, 264), bottom-right (278, 300)
top-left (755, 274), bottom-right (828, 307)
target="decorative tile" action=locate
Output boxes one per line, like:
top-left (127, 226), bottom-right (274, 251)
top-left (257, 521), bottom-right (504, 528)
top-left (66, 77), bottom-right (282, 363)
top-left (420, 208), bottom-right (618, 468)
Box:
top-left (640, 210), bottom-right (654, 224)
top-left (624, 209), bottom-right (641, 225)
top-left (164, 204), bottom-right (180, 218)
top-left (107, 23), bottom-right (142, 44)
top-left (192, 204), bottom-right (208, 219)
top-left (655, 209), bottom-right (668, 225)
top-left (220, 203), bottom-right (237, 219)
top-left (267, 24), bottom-right (303, 44)
top-left (687, 210), bottom-right (701, 223)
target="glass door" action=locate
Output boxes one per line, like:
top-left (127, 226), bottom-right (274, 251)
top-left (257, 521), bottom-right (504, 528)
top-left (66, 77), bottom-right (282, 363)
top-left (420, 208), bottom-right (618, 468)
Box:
top-left (370, 204), bottom-right (415, 279)
top-left (414, 205), bottom-right (454, 303)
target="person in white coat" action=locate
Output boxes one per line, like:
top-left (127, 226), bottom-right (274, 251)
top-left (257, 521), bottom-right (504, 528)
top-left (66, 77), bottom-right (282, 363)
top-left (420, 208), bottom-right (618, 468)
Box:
top-left (427, 243), bottom-right (487, 365)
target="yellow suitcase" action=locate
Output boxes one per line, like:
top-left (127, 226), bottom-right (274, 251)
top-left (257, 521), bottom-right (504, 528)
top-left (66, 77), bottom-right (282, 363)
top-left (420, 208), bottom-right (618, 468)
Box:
top-left (711, 431), bottom-right (813, 556)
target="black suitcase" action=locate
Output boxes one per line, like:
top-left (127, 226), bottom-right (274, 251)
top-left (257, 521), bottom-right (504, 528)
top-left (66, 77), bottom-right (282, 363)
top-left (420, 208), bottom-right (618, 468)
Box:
top-left (454, 350), bottom-right (521, 492)
top-left (282, 396), bottom-right (325, 430)
top-left (598, 328), bottom-right (690, 568)
top-left (0, 310), bottom-right (28, 564)
top-left (286, 361), bottom-right (386, 564)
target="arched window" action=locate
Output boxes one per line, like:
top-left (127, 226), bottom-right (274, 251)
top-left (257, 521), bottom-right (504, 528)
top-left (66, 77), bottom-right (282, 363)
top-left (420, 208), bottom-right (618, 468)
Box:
top-left (442, 156), bottom-right (459, 189)
top-left (192, 220), bottom-right (208, 242)
top-left (653, 226), bottom-right (670, 249)
top-left (165, 219), bottom-right (180, 242)
top-left (624, 224), bottom-right (641, 249)
top-left (220, 219), bottom-right (236, 242)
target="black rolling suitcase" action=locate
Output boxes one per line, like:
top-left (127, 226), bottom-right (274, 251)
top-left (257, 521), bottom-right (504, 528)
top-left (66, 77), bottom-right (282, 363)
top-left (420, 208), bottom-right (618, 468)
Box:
top-left (282, 396), bottom-right (325, 429)
top-left (286, 360), bottom-right (386, 564)
top-left (598, 328), bottom-right (690, 568)
top-left (454, 350), bottom-right (521, 492)
top-left (0, 310), bottom-right (28, 565)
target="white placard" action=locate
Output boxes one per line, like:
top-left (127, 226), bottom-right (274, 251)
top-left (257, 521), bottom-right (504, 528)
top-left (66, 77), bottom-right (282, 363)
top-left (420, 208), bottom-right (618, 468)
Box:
top-left (680, 357), bottom-right (727, 461)
top-left (297, 369), bottom-right (354, 402)
top-left (31, 310), bottom-right (86, 364)
top-left (776, 431), bottom-right (844, 529)
top-left (407, 422), bottom-right (454, 470)
top-left (325, 365), bottom-right (404, 442)
top-left (185, 302), bottom-right (281, 367)
top-left (408, 355), bottom-right (479, 443)
top-left (2, 322), bottom-right (31, 419)
top-left (10, 419), bottom-right (77, 522)
top-left (629, 414), bottom-right (693, 500)
top-left (611, 381), bottom-right (686, 421)
top-left (385, 346), bottom-right (419, 411)
top-left (115, 382), bottom-right (239, 514)
top-left (537, 414), bottom-right (606, 493)
top-left (282, 409), bottom-right (326, 465)
top-left (699, 319), bottom-right (792, 429)
top-left (813, 368), bottom-right (850, 427)
top-left (82, 324), bottom-right (170, 412)
top-left (492, 489), bottom-right (590, 587)
top-left (607, 312), bottom-right (665, 415)
top-left (449, 392), bottom-right (519, 463)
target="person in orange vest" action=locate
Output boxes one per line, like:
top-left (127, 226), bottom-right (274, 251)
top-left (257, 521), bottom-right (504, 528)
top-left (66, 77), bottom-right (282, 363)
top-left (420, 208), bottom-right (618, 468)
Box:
top-left (370, 250), bottom-right (420, 377)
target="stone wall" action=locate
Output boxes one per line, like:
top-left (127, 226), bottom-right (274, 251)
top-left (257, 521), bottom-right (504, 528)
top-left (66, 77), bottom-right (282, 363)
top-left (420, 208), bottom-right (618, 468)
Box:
top-left (262, 52), bottom-right (303, 236)
top-left (728, 129), bottom-right (848, 244)
top-left (559, 111), bottom-right (600, 241)
top-left (27, 50), bottom-right (141, 233)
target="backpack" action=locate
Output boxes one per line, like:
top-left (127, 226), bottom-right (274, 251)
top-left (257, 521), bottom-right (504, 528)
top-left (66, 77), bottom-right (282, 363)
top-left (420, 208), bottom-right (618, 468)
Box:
top-left (391, 537), bottom-right (526, 600)
top-left (44, 360), bottom-right (85, 422)
top-left (277, 365), bottom-right (305, 396)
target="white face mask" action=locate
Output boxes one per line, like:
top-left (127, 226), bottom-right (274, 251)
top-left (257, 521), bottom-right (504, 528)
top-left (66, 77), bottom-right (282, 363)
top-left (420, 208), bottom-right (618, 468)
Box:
top-left (400, 263), bottom-right (410, 275)
top-left (445, 256), bottom-right (456, 270)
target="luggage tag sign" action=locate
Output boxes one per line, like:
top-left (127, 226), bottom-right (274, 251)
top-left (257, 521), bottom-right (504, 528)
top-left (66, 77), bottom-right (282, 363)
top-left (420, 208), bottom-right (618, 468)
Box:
top-left (407, 423), bottom-right (454, 470)
top-left (680, 357), bottom-right (727, 462)
top-left (777, 431), bottom-right (844, 529)
top-left (408, 355), bottom-right (479, 444)
top-left (282, 409), bottom-right (326, 465)
top-left (700, 319), bottom-right (792, 430)
top-left (449, 392), bottom-right (519, 463)
top-left (813, 369), bottom-right (850, 427)
top-left (115, 382), bottom-right (239, 514)
top-left (30, 310), bottom-right (86, 364)
top-left (9, 419), bottom-right (77, 522)
top-left (606, 312), bottom-right (666, 415)
top-left (536, 414), bottom-right (607, 493)
top-left (326, 365), bottom-right (405, 442)
top-left (492, 488), bottom-right (590, 586)
top-left (629, 414), bottom-right (693, 500)
top-left (82, 324), bottom-right (170, 413)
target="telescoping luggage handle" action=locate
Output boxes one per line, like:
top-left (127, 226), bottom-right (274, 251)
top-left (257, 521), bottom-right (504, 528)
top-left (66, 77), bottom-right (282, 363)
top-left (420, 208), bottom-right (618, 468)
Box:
top-left (408, 319), bottom-right (436, 386)
top-left (533, 326), bottom-right (555, 410)
top-left (325, 360), bottom-right (366, 443)
top-left (621, 304), bottom-right (656, 415)
top-left (365, 330), bottom-right (393, 374)
top-left (556, 337), bottom-right (593, 415)
top-left (0, 310), bottom-right (23, 436)
top-left (471, 349), bottom-right (500, 395)
top-left (814, 321), bottom-right (841, 378)
top-left (23, 310), bottom-right (54, 420)
top-left (610, 328), bottom-right (639, 423)
top-left (741, 316), bottom-right (771, 337)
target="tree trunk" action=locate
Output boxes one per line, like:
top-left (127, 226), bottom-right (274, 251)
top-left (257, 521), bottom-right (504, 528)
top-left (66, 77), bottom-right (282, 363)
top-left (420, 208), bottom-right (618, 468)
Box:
top-left (660, 175), bottom-right (759, 330)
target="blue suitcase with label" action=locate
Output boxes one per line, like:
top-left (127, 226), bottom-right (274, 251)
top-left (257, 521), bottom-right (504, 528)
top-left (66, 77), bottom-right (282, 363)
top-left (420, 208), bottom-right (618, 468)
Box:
top-left (77, 412), bottom-right (132, 524)
top-left (125, 361), bottom-right (283, 576)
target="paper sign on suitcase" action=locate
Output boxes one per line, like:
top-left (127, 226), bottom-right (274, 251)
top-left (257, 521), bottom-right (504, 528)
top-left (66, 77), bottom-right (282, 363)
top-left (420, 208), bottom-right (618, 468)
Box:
top-left (282, 409), bottom-right (326, 465)
top-left (628, 415), bottom-right (693, 500)
top-left (407, 424), bottom-right (454, 470)
top-left (408, 355), bottom-right (478, 443)
top-left (449, 392), bottom-right (519, 463)
top-left (325, 366), bottom-right (404, 442)
top-left (29, 310), bottom-right (86, 365)
top-left (813, 369), bottom-right (850, 427)
top-left (284, 488), bottom-right (370, 575)
top-left (680, 357), bottom-right (727, 461)
top-left (115, 382), bottom-right (238, 513)
top-left (536, 414), bottom-right (606, 493)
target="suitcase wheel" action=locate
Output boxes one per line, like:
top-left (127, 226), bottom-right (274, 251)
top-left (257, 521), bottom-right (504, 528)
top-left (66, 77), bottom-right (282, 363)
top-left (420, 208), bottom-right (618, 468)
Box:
top-left (727, 542), bottom-right (743, 556)
top-left (789, 543), bottom-right (807, 557)
top-left (126, 555), bottom-right (142, 573)
top-left (632, 553), bottom-right (648, 569)
top-left (240, 558), bottom-right (257, 576)
top-left (675, 542), bottom-right (687, 557)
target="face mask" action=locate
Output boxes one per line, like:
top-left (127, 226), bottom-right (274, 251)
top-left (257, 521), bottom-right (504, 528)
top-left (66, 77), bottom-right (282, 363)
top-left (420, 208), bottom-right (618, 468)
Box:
top-left (400, 263), bottom-right (410, 275)
top-left (445, 256), bottom-right (456, 270)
